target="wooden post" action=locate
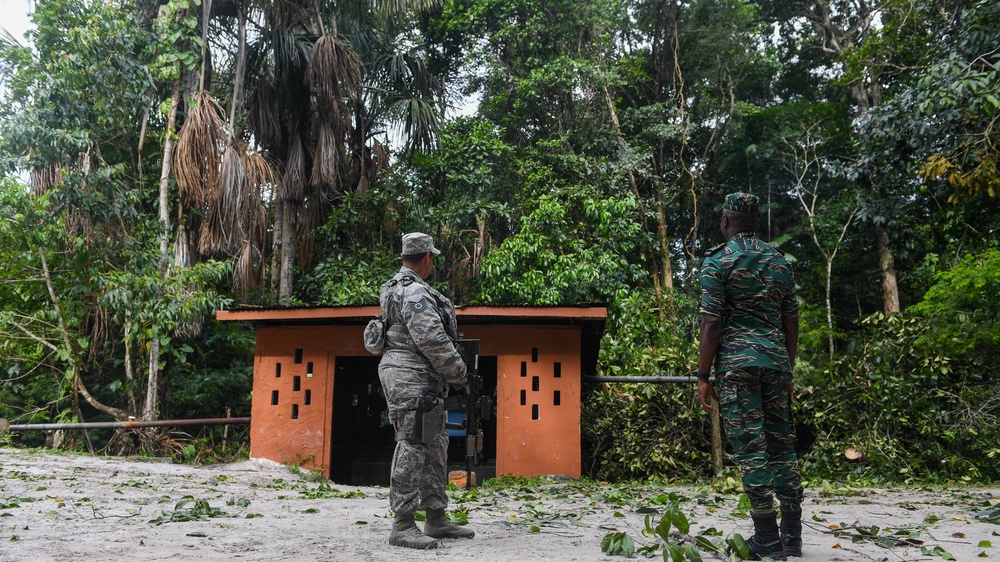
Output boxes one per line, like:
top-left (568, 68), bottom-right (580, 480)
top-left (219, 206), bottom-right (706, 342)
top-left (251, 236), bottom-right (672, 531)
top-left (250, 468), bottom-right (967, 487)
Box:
top-left (710, 399), bottom-right (723, 475)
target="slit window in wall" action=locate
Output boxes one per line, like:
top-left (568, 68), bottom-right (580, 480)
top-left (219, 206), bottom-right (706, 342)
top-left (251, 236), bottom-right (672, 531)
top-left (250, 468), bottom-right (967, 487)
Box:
top-left (294, 348), bottom-right (303, 364)
top-left (531, 348), bottom-right (538, 362)
top-left (275, 363), bottom-right (281, 378)
top-left (271, 390), bottom-right (279, 406)
top-left (532, 376), bottom-right (539, 392)
top-left (291, 404), bottom-right (299, 419)
top-left (553, 362), bottom-right (561, 378)
top-left (520, 390), bottom-right (526, 406)
top-left (553, 390), bottom-right (561, 406)
top-left (306, 362), bottom-right (314, 378)
top-left (521, 362), bottom-right (527, 377)
top-left (293, 376), bottom-right (301, 392)
top-left (531, 404), bottom-right (539, 420)
top-left (304, 390), bottom-right (311, 406)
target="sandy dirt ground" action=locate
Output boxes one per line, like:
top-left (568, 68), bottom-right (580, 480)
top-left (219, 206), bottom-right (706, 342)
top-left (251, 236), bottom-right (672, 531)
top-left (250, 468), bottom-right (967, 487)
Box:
top-left (0, 448), bottom-right (997, 561)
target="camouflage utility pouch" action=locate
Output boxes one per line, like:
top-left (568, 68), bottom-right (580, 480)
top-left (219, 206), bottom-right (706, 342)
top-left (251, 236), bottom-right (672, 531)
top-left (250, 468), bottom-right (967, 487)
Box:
top-left (363, 315), bottom-right (386, 354)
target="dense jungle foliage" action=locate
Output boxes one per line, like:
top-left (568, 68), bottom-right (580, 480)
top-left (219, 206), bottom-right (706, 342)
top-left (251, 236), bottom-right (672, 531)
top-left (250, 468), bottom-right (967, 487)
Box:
top-left (0, 0), bottom-right (997, 484)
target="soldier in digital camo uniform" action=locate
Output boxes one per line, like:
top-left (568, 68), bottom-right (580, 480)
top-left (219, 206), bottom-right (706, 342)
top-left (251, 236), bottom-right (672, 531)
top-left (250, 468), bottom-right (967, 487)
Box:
top-left (697, 193), bottom-right (803, 560)
top-left (378, 232), bottom-right (476, 549)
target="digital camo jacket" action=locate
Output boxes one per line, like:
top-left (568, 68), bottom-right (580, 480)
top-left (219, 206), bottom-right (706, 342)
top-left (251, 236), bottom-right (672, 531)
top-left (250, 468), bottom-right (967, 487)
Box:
top-left (378, 266), bottom-right (467, 415)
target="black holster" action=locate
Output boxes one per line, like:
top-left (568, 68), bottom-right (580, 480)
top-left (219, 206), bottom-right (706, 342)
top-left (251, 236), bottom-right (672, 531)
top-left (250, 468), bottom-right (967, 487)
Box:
top-left (413, 396), bottom-right (444, 445)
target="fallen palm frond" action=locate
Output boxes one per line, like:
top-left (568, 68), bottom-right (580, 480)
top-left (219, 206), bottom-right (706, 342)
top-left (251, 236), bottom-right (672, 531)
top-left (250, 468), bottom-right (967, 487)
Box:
top-left (174, 92), bottom-right (227, 208)
top-left (105, 427), bottom-right (191, 458)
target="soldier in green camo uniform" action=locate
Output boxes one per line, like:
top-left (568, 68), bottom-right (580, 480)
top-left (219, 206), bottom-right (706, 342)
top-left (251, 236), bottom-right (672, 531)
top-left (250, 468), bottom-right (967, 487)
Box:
top-left (697, 193), bottom-right (803, 560)
top-left (378, 232), bottom-right (476, 549)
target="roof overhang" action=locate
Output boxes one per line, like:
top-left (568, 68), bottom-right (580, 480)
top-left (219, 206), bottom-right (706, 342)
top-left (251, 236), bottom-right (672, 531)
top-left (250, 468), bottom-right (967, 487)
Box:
top-left (216, 305), bottom-right (608, 325)
top-left (216, 305), bottom-right (609, 376)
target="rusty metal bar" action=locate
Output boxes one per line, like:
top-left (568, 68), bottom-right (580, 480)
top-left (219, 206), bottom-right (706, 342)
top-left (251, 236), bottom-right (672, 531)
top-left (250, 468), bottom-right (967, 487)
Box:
top-left (583, 375), bottom-right (712, 383)
top-left (0, 417), bottom-right (250, 432)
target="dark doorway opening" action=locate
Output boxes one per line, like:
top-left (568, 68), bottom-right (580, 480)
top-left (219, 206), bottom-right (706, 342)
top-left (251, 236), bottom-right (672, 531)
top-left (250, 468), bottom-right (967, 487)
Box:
top-left (329, 356), bottom-right (498, 487)
top-left (329, 356), bottom-right (393, 486)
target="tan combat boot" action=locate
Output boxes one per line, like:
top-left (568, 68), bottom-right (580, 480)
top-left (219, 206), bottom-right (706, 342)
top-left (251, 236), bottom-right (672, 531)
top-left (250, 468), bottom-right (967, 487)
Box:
top-left (424, 508), bottom-right (475, 539)
top-left (389, 512), bottom-right (439, 549)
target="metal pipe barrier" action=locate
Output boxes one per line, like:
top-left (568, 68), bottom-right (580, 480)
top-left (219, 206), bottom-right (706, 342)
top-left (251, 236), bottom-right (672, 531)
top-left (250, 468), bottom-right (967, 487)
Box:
top-left (582, 375), bottom-right (713, 383)
top-left (0, 417), bottom-right (250, 432)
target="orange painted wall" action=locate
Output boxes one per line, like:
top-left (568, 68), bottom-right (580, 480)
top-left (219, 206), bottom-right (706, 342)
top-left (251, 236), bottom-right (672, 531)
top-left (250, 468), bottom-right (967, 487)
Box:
top-left (250, 326), bottom-right (367, 475)
top-left (249, 323), bottom-right (582, 479)
top-left (459, 326), bottom-right (582, 478)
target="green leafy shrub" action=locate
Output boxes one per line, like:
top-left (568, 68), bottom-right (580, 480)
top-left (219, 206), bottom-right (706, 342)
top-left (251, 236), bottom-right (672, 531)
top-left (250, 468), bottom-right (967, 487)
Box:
top-left (798, 312), bottom-right (999, 483)
top-left (583, 290), bottom-right (710, 481)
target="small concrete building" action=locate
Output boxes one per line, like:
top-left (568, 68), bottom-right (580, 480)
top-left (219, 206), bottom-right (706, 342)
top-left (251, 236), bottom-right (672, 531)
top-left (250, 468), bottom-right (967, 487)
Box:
top-left (216, 305), bottom-right (607, 485)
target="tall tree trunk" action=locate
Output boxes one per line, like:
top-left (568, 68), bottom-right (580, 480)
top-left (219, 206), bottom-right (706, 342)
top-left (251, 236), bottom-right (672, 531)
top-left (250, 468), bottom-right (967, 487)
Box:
top-left (159, 81), bottom-right (181, 257)
top-left (145, 80), bottom-right (183, 423)
top-left (279, 200), bottom-right (297, 302)
top-left (143, 338), bottom-right (160, 421)
top-left (271, 197), bottom-right (284, 299)
top-left (124, 321), bottom-right (139, 414)
top-left (876, 225), bottom-right (900, 314)
top-left (654, 192), bottom-right (674, 291)
top-left (228, 6), bottom-right (247, 132)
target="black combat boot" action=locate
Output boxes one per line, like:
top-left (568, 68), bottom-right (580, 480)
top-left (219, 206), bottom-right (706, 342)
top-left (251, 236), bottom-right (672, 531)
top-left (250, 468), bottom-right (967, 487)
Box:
top-left (746, 510), bottom-right (786, 560)
top-left (780, 506), bottom-right (802, 557)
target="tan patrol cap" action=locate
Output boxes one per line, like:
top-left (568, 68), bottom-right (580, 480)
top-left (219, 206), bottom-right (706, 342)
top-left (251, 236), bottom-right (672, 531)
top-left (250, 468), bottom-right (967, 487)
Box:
top-left (401, 232), bottom-right (441, 255)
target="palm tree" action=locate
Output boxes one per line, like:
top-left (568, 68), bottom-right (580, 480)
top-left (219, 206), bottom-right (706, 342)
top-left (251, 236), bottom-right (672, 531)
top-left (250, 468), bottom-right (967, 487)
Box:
top-left (175, 0), bottom-right (447, 303)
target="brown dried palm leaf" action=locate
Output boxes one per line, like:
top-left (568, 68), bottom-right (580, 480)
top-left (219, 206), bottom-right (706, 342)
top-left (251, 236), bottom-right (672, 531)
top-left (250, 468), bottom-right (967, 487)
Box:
top-left (248, 78), bottom-right (283, 151)
top-left (220, 143), bottom-right (250, 245)
top-left (307, 31), bottom-right (363, 116)
top-left (29, 164), bottom-right (63, 196)
top-left (241, 150), bottom-right (275, 248)
top-left (199, 143), bottom-right (243, 256)
top-left (87, 301), bottom-right (111, 364)
top-left (300, 183), bottom-right (331, 235)
top-left (279, 133), bottom-right (306, 201)
top-left (174, 92), bottom-right (227, 208)
top-left (297, 236), bottom-right (315, 269)
top-left (233, 236), bottom-right (265, 293)
top-left (106, 427), bottom-right (192, 457)
top-left (373, 138), bottom-right (390, 170)
top-left (241, 146), bottom-right (278, 195)
top-left (310, 121), bottom-right (341, 193)
top-left (243, 153), bottom-right (275, 235)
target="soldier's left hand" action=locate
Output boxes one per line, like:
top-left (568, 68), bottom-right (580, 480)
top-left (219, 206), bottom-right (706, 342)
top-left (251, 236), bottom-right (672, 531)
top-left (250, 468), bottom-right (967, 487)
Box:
top-left (698, 380), bottom-right (718, 413)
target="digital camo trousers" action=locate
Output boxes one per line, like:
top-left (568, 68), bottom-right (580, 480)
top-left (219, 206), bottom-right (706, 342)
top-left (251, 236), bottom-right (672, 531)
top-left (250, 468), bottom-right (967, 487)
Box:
top-left (388, 410), bottom-right (449, 515)
top-left (719, 367), bottom-right (803, 512)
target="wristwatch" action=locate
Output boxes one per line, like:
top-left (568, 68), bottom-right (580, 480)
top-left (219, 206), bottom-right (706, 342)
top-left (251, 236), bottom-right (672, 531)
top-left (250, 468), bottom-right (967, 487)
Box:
top-left (697, 372), bottom-right (712, 381)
